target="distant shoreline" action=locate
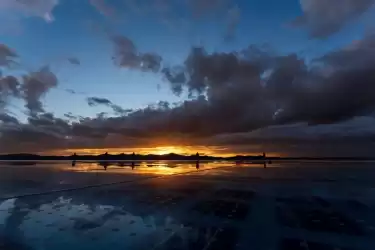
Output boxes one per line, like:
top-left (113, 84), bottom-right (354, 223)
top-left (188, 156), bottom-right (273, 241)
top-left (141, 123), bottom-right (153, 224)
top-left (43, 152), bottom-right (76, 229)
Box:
top-left (0, 153), bottom-right (374, 163)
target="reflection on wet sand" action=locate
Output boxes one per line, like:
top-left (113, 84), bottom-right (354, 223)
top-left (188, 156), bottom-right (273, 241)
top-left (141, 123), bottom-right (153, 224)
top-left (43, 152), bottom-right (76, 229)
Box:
top-left (1, 162), bottom-right (375, 249)
top-left (0, 161), bottom-right (238, 201)
top-left (0, 181), bottom-right (225, 250)
top-left (74, 161), bottom-right (217, 175)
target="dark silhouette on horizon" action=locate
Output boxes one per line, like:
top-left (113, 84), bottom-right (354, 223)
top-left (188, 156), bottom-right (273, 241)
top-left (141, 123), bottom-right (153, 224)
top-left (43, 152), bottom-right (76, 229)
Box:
top-left (72, 153), bottom-right (77, 166)
top-left (196, 152), bottom-right (200, 169)
top-left (0, 152), bottom-right (373, 163)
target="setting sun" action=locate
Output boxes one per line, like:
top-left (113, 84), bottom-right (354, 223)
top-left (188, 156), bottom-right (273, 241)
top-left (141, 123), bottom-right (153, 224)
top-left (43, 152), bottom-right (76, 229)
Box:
top-left (151, 147), bottom-right (181, 155)
top-left (53, 146), bottom-right (225, 156)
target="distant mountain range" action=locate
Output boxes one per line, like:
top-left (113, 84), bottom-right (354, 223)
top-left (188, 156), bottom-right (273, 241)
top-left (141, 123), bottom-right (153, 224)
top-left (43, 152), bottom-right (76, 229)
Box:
top-left (0, 153), bottom-right (374, 162)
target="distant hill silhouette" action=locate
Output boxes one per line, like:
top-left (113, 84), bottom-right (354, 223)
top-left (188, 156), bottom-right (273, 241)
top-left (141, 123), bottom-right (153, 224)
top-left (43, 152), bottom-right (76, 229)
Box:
top-left (0, 152), bottom-right (374, 162)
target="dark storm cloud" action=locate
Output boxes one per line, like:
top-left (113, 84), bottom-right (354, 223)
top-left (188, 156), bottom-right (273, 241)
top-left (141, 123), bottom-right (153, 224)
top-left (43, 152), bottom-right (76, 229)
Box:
top-left (315, 33), bottom-right (375, 69)
top-left (210, 117), bottom-right (375, 146)
top-left (0, 75), bottom-right (21, 110)
top-left (0, 76), bottom-right (20, 98)
top-left (0, 76), bottom-right (20, 95)
top-left (87, 96), bottom-right (131, 115)
top-left (272, 33), bottom-right (375, 124)
top-left (161, 66), bottom-right (186, 96)
top-left (158, 33), bottom-right (375, 128)
top-left (0, 113), bottom-right (19, 124)
top-left (206, 117), bottom-right (375, 157)
top-left (293, 0), bottom-right (375, 38)
top-left (64, 112), bottom-right (78, 120)
top-left (111, 105), bottom-right (132, 115)
top-left (20, 66), bottom-right (58, 114)
top-left (112, 35), bottom-right (162, 72)
top-left (0, 44), bottom-right (18, 68)
top-left (27, 112), bottom-right (71, 135)
top-left (87, 97), bottom-right (112, 106)
top-left (67, 57), bottom-right (80, 65)
top-left (2, 34), bottom-right (375, 156)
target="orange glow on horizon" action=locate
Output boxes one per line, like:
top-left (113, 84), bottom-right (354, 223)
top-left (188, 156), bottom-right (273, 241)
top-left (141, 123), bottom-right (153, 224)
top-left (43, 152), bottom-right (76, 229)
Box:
top-left (47, 146), bottom-right (282, 157)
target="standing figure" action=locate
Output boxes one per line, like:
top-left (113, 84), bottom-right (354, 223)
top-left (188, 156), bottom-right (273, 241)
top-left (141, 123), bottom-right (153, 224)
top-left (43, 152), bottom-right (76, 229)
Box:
top-left (196, 152), bottom-right (200, 169)
top-left (71, 153), bottom-right (77, 167)
top-left (131, 152), bottom-right (136, 170)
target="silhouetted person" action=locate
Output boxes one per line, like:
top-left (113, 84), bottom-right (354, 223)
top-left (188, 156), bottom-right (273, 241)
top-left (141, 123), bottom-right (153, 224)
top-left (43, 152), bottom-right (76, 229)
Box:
top-left (71, 153), bottom-right (77, 167)
top-left (98, 161), bottom-right (108, 170)
top-left (195, 152), bottom-right (200, 169)
top-left (263, 152), bottom-right (266, 158)
top-left (263, 162), bottom-right (267, 168)
top-left (131, 152), bottom-right (136, 170)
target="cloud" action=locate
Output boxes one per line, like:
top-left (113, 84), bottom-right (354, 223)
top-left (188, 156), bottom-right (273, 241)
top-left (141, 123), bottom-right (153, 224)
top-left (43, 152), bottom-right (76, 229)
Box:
top-left (0, 113), bottom-right (19, 124)
top-left (0, 44), bottom-right (18, 68)
top-left (315, 33), bottom-right (375, 69)
top-left (158, 34), bottom-right (375, 128)
top-left (87, 97), bottom-right (112, 107)
top-left (293, 0), bottom-right (375, 38)
top-left (112, 35), bottom-right (162, 72)
top-left (161, 66), bottom-right (186, 96)
top-left (64, 112), bottom-right (78, 120)
top-left (1, 34), bottom-right (375, 156)
top-left (0, 75), bottom-right (21, 110)
top-left (0, 0), bottom-right (59, 22)
top-left (20, 66), bottom-right (58, 114)
top-left (87, 96), bottom-right (131, 115)
top-left (206, 117), bottom-right (375, 156)
top-left (67, 57), bottom-right (80, 65)
top-left (273, 33), bottom-right (375, 124)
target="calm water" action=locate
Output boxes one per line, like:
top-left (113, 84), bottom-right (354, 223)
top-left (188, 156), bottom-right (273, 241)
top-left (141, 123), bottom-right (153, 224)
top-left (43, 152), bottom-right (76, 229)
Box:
top-left (0, 161), bottom-right (232, 199)
top-left (1, 161), bottom-right (375, 250)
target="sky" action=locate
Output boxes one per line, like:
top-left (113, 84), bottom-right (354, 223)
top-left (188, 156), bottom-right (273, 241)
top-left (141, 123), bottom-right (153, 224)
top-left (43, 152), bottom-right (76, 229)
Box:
top-left (1, 0), bottom-right (375, 157)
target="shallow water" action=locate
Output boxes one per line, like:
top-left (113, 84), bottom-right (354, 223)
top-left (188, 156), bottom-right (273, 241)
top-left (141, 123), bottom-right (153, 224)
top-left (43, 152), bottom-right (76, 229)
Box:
top-left (1, 161), bottom-right (375, 250)
top-left (0, 161), bottom-right (230, 199)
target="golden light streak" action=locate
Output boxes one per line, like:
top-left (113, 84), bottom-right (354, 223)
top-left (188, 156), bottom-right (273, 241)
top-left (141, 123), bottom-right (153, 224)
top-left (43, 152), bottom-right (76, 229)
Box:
top-left (47, 146), bottom-right (282, 157)
top-left (50, 146), bottom-right (217, 156)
